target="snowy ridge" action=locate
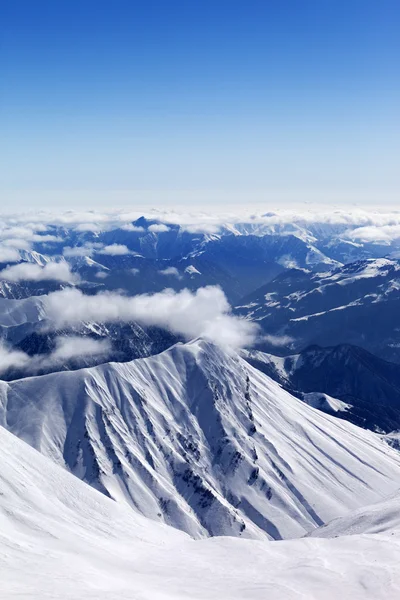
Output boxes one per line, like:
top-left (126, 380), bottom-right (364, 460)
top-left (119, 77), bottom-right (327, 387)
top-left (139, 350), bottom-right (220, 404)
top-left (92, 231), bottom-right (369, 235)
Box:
top-left (1, 339), bottom-right (400, 540)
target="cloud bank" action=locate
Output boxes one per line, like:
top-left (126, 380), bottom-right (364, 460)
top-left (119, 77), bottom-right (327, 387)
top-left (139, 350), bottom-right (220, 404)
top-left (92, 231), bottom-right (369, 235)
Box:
top-left (0, 262), bottom-right (77, 283)
top-left (158, 267), bottom-right (182, 278)
top-left (43, 286), bottom-right (258, 348)
top-left (0, 336), bottom-right (111, 375)
top-left (99, 244), bottom-right (131, 255)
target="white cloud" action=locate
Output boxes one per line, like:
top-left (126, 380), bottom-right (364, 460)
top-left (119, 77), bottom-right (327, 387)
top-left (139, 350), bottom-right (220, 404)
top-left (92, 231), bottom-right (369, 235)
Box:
top-left (0, 226), bottom-right (36, 240)
top-left (63, 246), bottom-right (94, 257)
top-left (4, 206), bottom-right (400, 246)
top-left (0, 246), bottom-right (20, 263)
top-left (0, 262), bottom-right (78, 283)
top-left (0, 336), bottom-right (111, 375)
top-left (0, 226), bottom-right (61, 244)
top-left (0, 343), bottom-right (31, 374)
top-left (2, 238), bottom-right (32, 250)
top-left (74, 223), bottom-right (102, 232)
top-left (260, 334), bottom-right (294, 347)
top-left (148, 224), bottom-right (170, 233)
top-left (99, 244), bottom-right (131, 255)
top-left (344, 225), bottom-right (400, 244)
top-left (31, 234), bottom-right (61, 243)
top-left (158, 267), bottom-right (181, 278)
top-left (43, 286), bottom-right (259, 349)
top-left (95, 271), bottom-right (108, 279)
top-left (130, 268), bottom-right (140, 275)
top-left (50, 336), bottom-right (111, 361)
top-left (63, 242), bottom-right (104, 257)
top-left (120, 224), bottom-right (145, 232)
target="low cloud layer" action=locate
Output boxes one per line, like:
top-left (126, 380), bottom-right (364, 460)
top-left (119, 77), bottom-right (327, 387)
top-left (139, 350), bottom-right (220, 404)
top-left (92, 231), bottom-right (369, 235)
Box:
top-left (0, 262), bottom-right (77, 283)
top-left (148, 223), bottom-right (170, 233)
top-left (158, 267), bottom-right (182, 278)
top-left (99, 244), bottom-right (131, 255)
top-left (0, 343), bottom-right (31, 373)
top-left (0, 246), bottom-right (21, 263)
top-left (260, 334), bottom-right (294, 347)
top-left (43, 286), bottom-right (258, 348)
top-left (49, 336), bottom-right (111, 362)
top-left (0, 336), bottom-right (111, 375)
top-left (344, 225), bottom-right (400, 244)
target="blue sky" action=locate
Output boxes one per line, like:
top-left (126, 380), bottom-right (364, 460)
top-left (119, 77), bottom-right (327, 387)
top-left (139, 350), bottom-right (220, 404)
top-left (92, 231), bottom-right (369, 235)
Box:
top-left (1, 0), bottom-right (399, 209)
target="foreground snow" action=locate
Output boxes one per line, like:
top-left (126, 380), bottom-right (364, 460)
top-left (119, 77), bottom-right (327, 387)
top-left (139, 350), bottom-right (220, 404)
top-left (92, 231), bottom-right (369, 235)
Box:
top-left (2, 424), bottom-right (400, 600)
top-left (311, 490), bottom-right (400, 538)
top-left (1, 339), bottom-right (400, 540)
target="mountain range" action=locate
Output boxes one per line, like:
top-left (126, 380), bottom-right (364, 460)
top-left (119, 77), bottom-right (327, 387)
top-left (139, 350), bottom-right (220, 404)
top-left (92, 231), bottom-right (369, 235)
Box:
top-left (2, 212), bottom-right (400, 597)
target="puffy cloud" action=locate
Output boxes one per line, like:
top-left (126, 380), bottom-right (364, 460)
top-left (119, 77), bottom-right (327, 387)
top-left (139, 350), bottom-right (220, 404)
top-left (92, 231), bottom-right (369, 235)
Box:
top-left (50, 336), bottom-right (111, 361)
top-left (0, 246), bottom-right (20, 263)
top-left (43, 286), bottom-right (259, 349)
top-left (344, 225), bottom-right (400, 244)
top-left (0, 262), bottom-right (78, 283)
top-left (260, 334), bottom-right (294, 347)
top-left (63, 246), bottom-right (94, 257)
top-left (63, 242), bottom-right (104, 257)
top-left (158, 267), bottom-right (181, 278)
top-left (148, 224), bottom-right (170, 233)
top-left (130, 268), bottom-right (140, 275)
top-left (120, 224), bottom-right (145, 232)
top-left (31, 234), bottom-right (61, 243)
top-left (99, 244), bottom-right (131, 255)
top-left (74, 223), bottom-right (102, 232)
top-left (0, 226), bottom-right (37, 240)
top-left (0, 343), bottom-right (31, 374)
top-left (2, 238), bottom-right (32, 251)
top-left (0, 226), bottom-right (61, 244)
top-left (0, 336), bottom-right (111, 375)
top-left (183, 223), bottom-right (221, 234)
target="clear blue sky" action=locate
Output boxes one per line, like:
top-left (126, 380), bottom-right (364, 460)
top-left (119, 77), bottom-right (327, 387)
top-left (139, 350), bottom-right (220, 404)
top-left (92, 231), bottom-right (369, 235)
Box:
top-left (1, 0), bottom-right (399, 208)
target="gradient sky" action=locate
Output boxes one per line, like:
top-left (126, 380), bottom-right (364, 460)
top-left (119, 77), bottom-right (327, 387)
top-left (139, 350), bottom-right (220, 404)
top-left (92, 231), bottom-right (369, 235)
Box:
top-left (1, 0), bottom-right (399, 209)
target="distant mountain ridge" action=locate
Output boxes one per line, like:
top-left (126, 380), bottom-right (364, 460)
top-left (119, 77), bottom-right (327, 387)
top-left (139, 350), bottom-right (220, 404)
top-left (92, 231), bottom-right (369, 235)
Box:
top-left (242, 343), bottom-right (400, 432)
top-left (236, 258), bottom-right (400, 363)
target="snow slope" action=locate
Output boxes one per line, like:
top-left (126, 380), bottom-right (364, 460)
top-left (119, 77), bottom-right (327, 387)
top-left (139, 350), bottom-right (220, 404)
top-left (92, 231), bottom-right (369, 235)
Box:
top-left (311, 490), bottom-right (400, 538)
top-left (2, 424), bottom-right (400, 599)
top-left (1, 339), bottom-right (400, 541)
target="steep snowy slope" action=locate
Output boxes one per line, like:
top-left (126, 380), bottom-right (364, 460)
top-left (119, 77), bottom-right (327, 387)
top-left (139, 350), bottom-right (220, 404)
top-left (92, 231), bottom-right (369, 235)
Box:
top-left (0, 295), bottom-right (46, 327)
top-left (3, 424), bottom-right (400, 600)
top-left (1, 340), bottom-right (400, 541)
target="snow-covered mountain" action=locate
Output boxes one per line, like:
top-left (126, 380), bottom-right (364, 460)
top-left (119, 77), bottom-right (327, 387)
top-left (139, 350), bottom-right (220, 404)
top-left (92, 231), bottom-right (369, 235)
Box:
top-left (236, 258), bottom-right (400, 362)
top-left (1, 339), bottom-right (400, 541)
top-left (3, 211), bottom-right (400, 596)
top-left (242, 344), bottom-right (400, 432)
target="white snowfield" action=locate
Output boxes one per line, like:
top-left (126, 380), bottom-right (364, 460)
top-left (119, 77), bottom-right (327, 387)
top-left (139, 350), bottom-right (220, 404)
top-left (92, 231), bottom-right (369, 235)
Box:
top-left (1, 339), bottom-right (400, 542)
top-left (2, 423), bottom-right (400, 600)
top-left (311, 490), bottom-right (400, 538)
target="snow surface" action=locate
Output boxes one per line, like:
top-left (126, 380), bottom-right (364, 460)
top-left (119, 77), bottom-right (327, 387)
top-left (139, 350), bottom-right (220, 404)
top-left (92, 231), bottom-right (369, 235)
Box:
top-left (302, 391), bottom-right (352, 413)
top-left (2, 424), bottom-right (400, 599)
top-left (1, 339), bottom-right (400, 541)
top-left (0, 295), bottom-right (46, 327)
top-left (311, 490), bottom-right (400, 538)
